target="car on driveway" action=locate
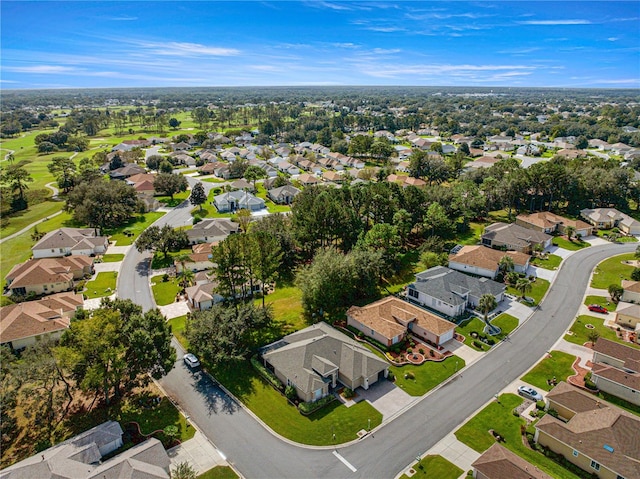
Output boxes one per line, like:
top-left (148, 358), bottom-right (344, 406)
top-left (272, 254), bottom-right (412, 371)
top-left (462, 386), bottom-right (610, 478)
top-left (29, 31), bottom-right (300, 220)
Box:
top-left (183, 353), bottom-right (200, 369)
top-left (588, 304), bottom-right (608, 314)
top-left (518, 385), bottom-right (543, 401)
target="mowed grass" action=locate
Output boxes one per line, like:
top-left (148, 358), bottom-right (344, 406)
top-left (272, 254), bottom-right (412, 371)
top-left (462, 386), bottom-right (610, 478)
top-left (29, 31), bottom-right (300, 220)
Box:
top-left (399, 455), bottom-right (463, 479)
top-left (106, 212), bottom-right (165, 246)
top-left (521, 350), bottom-right (576, 392)
top-left (0, 200), bottom-right (64, 238)
top-left (198, 466), bottom-right (239, 479)
top-left (213, 362), bottom-right (382, 445)
top-left (530, 254), bottom-right (562, 270)
top-left (591, 253), bottom-right (635, 289)
top-left (100, 254), bottom-right (124, 263)
top-left (456, 317), bottom-right (491, 351)
top-left (456, 221), bottom-right (484, 246)
top-left (506, 278), bottom-right (550, 306)
top-left (391, 355), bottom-right (465, 396)
top-left (84, 272), bottom-right (118, 299)
top-left (255, 283), bottom-right (305, 334)
top-left (455, 393), bottom-right (582, 479)
top-left (564, 315), bottom-right (639, 349)
top-left (552, 236), bottom-right (588, 250)
top-left (151, 275), bottom-right (181, 306)
top-left (168, 315), bottom-right (188, 346)
top-left (583, 295), bottom-right (616, 311)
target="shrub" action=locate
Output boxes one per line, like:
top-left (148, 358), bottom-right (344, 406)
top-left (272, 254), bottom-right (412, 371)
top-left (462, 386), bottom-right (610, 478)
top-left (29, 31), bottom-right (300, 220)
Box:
top-left (472, 340), bottom-right (484, 349)
top-left (407, 348), bottom-right (413, 354)
top-left (404, 371), bottom-right (415, 380)
top-left (285, 385), bottom-right (297, 401)
top-left (342, 388), bottom-right (355, 399)
top-left (418, 348), bottom-right (424, 355)
top-left (250, 355), bottom-right (283, 391)
top-left (298, 395), bottom-right (335, 414)
top-left (387, 370), bottom-right (395, 381)
top-left (162, 273), bottom-right (169, 282)
top-left (74, 280), bottom-right (86, 293)
top-left (536, 400), bottom-right (546, 410)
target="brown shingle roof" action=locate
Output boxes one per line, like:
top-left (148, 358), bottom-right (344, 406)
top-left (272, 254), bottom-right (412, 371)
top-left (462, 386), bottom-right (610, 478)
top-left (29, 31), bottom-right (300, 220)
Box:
top-left (592, 363), bottom-right (640, 390)
top-left (471, 443), bottom-right (552, 479)
top-left (449, 245), bottom-right (530, 271)
top-left (347, 297), bottom-right (454, 341)
top-left (622, 280), bottom-right (640, 293)
top-left (594, 338), bottom-right (640, 367)
top-left (536, 384), bottom-right (640, 479)
top-left (6, 256), bottom-right (93, 289)
top-left (516, 212), bottom-right (591, 232)
top-left (0, 292), bottom-right (82, 343)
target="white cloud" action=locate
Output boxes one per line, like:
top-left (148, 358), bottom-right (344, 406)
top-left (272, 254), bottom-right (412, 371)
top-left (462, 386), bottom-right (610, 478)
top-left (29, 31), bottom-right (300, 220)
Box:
top-left (371, 48), bottom-right (401, 55)
top-left (519, 19), bottom-right (592, 25)
top-left (608, 37), bottom-right (619, 42)
top-left (3, 65), bottom-right (78, 74)
top-left (498, 47), bottom-right (541, 54)
top-left (365, 26), bottom-right (406, 32)
top-left (128, 40), bottom-right (240, 57)
top-left (103, 16), bottom-right (138, 21)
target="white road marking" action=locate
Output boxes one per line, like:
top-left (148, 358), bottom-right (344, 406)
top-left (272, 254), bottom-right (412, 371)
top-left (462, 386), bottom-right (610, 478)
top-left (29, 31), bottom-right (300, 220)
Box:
top-left (333, 450), bottom-right (357, 472)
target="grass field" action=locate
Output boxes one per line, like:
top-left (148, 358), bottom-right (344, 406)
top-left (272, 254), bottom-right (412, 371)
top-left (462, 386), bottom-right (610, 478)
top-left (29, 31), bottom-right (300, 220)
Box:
top-left (455, 393), bottom-right (581, 479)
top-left (151, 275), bottom-right (181, 306)
top-left (399, 455), bottom-right (463, 479)
top-left (254, 283), bottom-right (306, 335)
top-left (506, 278), bottom-right (550, 306)
top-left (530, 254), bottom-right (562, 270)
top-left (552, 236), bottom-right (588, 250)
top-left (100, 253), bottom-right (124, 263)
top-left (583, 295), bottom-right (616, 311)
top-left (564, 315), bottom-right (639, 349)
top-left (521, 350), bottom-right (577, 392)
top-left (168, 315), bottom-right (189, 346)
top-left (198, 466), bottom-right (239, 479)
top-left (455, 314), bottom-right (519, 351)
top-left (106, 212), bottom-right (165, 246)
top-left (390, 355), bottom-right (465, 396)
top-left (0, 200), bottom-right (65, 238)
top-left (84, 272), bottom-right (118, 299)
top-left (590, 253), bottom-right (635, 289)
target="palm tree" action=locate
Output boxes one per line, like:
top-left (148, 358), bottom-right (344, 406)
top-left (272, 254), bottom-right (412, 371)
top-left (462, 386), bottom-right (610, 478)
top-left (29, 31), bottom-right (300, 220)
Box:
top-left (478, 294), bottom-right (498, 334)
top-left (515, 278), bottom-right (532, 300)
top-left (565, 226), bottom-right (575, 241)
top-left (498, 255), bottom-right (514, 275)
top-left (177, 268), bottom-right (195, 289)
top-left (506, 272), bottom-right (520, 286)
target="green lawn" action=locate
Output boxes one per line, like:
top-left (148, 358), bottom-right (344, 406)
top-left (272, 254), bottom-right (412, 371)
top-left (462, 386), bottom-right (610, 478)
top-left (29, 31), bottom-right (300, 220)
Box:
top-left (84, 272), bottom-right (118, 299)
top-left (168, 315), bottom-right (189, 346)
top-left (399, 455), bottom-right (463, 479)
top-left (100, 253), bottom-right (124, 263)
top-left (213, 362), bottom-right (382, 445)
top-left (590, 253), bottom-right (635, 289)
top-left (391, 355), bottom-right (465, 396)
top-left (530, 254), bottom-right (562, 270)
top-left (0, 200), bottom-right (64, 238)
top-left (198, 466), bottom-right (238, 479)
top-left (456, 221), bottom-right (484, 246)
top-left (151, 275), bottom-right (181, 306)
top-left (564, 315), bottom-right (639, 348)
top-left (583, 295), bottom-right (616, 311)
top-left (157, 190), bottom-right (190, 207)
top-left (455, 393), bottom-right (581, 479)
top-left (615, 235), bottom-right (639, 243)
top-left (150, 248), bottom-right (192, 269)
top-left (506, 278), bottom-right (550, 306)
top-left (254, 283), bottom-right (306, 335)
top-left (521, 350), bottom-right (576, 392)
top-left (552, 236), bottom-right (588, 251)
top-left (201, 177), bottom-right (227, 183)
top-left (106, 212), bottom-right (166, 246)
top-left (455, 314), bottom-right (519, 352)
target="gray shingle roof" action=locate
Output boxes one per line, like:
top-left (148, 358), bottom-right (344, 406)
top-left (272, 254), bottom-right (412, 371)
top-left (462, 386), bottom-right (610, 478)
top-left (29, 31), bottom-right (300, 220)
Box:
top-left (411, 266), bottom-right (505, 305)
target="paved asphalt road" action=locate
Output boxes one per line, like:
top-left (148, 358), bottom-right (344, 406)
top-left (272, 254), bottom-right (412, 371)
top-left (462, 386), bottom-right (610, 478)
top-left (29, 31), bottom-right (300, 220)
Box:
top-left (154, 242), bottom-right (635, 479)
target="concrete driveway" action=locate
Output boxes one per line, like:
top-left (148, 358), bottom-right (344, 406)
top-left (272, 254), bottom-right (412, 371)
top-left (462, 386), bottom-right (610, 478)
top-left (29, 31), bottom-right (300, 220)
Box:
top-left (168, 430), bottom-right (229, 474)
top-left (159, 300), bottom-right (191, 319)
top-left (355, 379), bottom-right (415, 420)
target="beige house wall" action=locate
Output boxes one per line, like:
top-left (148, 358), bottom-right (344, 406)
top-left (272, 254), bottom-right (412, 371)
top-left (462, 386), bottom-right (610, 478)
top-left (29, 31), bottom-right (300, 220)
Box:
top-left (621, 290), bottom-right (640, 303)
top-left (537, 432), bottom-right (618, 479)
top-left (616, 311), bottom-right (640, 328)
top-left (5, 330), bottom-right (66, 351)
top-left (591, 374), bottom-right (640, 406)
top-left (347, 316), bottom-right (404, 347)
top-left (547, 399), bottom-right (575, 421)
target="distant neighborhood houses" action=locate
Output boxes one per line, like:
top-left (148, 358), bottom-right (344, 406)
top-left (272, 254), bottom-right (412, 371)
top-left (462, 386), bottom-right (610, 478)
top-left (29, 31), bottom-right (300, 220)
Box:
top-left (32, 227), bottom-right (109, 258)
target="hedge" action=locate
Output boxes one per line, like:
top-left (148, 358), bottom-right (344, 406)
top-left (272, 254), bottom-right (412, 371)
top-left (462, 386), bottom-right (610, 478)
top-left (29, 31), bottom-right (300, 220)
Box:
top-left (250, 355), bottom-right (283, 391)
top-left (298, 394), bottom-right (336, 415)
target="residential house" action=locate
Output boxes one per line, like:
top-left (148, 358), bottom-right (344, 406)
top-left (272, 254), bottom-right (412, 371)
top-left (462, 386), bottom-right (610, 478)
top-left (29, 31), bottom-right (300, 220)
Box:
top-left (185, 282), bottom-right (223, 311)
top-left (213, 190), bottom-right (266, 213)
top-left (277, 161), bottom-right (301, 175)
top-left (298, 173), bottom-right (321, 187)
top-left (171, 141), bottom-right (191, 151)
top-left (481, 223), bottom-right (552, 253)
top-left (260, 322), bottom-right (389, 403)
top-left (448, 245), bottom-right (530, 279)
top-left (230, 178), bottom-right (254, 192)
top-left (0, 421), bottom-right (170, 479)
top-left (516, 212), bottom-right (593, 237)
top-left (614, 301), bottom-right (640, 343)
top-left (6, 256), bottom-right (94, 297)
top-left (199, 162), bottom-right (220, 175)
top-left (471, 443), bottom-right (552, 479)
top-left (109, 164), bottom-right (146, 180)
top-left (465, 156), bottom-right (501, 169)
top-left (32, 228), bottom-right (109, 259)
top-left (346, 296), bottom-right (456, 348)
top-left (534, 381), bottom-right (640, 479)
top-left (322, 171), bottom-right (344, 183)
top-left (580, 208), bottom-right (640, 235)
top-left (407, 266), bottom-right (505, 318)
top-left (268, 185), bottom-right (300, 205)
top-left (186, 218), bottom-right (239, 245)
top-left (591, 338), bottom-right (640, 405)
top-left (621, 280), bottom-right (640, 303)
top-left (0, 292), bottom-right (83, 351)
top-left (175, 252), bottom-right (214, 273)
top-left (126, 172), bottom-right (157, 197)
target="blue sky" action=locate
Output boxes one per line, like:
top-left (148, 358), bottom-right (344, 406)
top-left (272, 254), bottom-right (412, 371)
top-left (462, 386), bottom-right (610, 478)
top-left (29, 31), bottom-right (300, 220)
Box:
top-left (1, 1), bottom-right (639, 89)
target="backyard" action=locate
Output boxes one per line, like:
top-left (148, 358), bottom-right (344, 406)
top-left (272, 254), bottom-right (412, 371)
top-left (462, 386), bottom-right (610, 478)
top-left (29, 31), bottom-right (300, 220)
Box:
top-left (455, 393), bottom-right (582, 479)
top-left (590, 253), bottom-right (635, 289)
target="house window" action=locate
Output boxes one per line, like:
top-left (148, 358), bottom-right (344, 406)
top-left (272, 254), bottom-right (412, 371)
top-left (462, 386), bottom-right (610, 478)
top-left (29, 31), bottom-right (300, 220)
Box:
top-left (572, 450), bottom-right (578, 457)
top-left (590, 460), bottom-right (600, 471)
top-left (616, 475), bottom-right (626, 479)
top-left (408, 288), bottom-right (418, 299)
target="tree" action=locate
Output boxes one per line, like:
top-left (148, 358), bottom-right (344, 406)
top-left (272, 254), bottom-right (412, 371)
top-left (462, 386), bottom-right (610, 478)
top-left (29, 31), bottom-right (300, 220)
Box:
top-left (159, 160), bottom-right (174, 174)
top-left (66, 179), bottom-right (141, 230)
top-left (632, 268), bottom-right (640, 281)
top-left (251, 230), bottom-right (283, 307)
top-left (192, 107), bottom-right (210, 130)
top-left (235, 208), bottom-right (252, 233)
top-left (59, 300), bottom-right (174, 404)
top-left (458, 142), bottom-right (470, 156)
top-left (1, 162), bottom-right (33, 207)
top-left (171, 462), bottom-right (197, 479)
top-left (47, 156), bottom-right (77, 193)
top-left (189, 182), bottom-right (207, 211)
top-left (154, 173), bottom-right (188, 200)
top-left (146, 154), bottom-right (164, 171)
top-left (185, 303), bottom-right (272, 368)
top-left (420, 251), bottom-right (448, 269)
top-left (565, 225), bottom-right (576, 241)
top-left (244, 165), bottom-right (266, 191)
top-left (177, 268), bottom-right (195, 289)
top-left (635, 245), bottom-right (640, 260)
top-left (135, 224), bottom-right (188, 259)
top-left (608, 284), bottom-right (623, 303)
top-left (169, 118), bottom-right (181, 130)
top-left (478, 293), bottom-right (498, 333)
top-left (515, 278), bottom-right (532, 300)
top-left (357, 223), bottom-right (401, 275)
top-left (506, 272), bottom-right (520, 286)
top-left (423, 202), bottom-right (453, 237)
top-left (498, 255), bottom-right (514, 275)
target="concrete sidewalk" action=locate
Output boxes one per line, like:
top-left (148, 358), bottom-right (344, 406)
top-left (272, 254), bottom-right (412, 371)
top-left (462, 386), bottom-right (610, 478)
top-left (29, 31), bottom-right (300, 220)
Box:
top-left (167, 430), bottom-right (229, 474)
top-left (421, 432), bottom-right (480, 478)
